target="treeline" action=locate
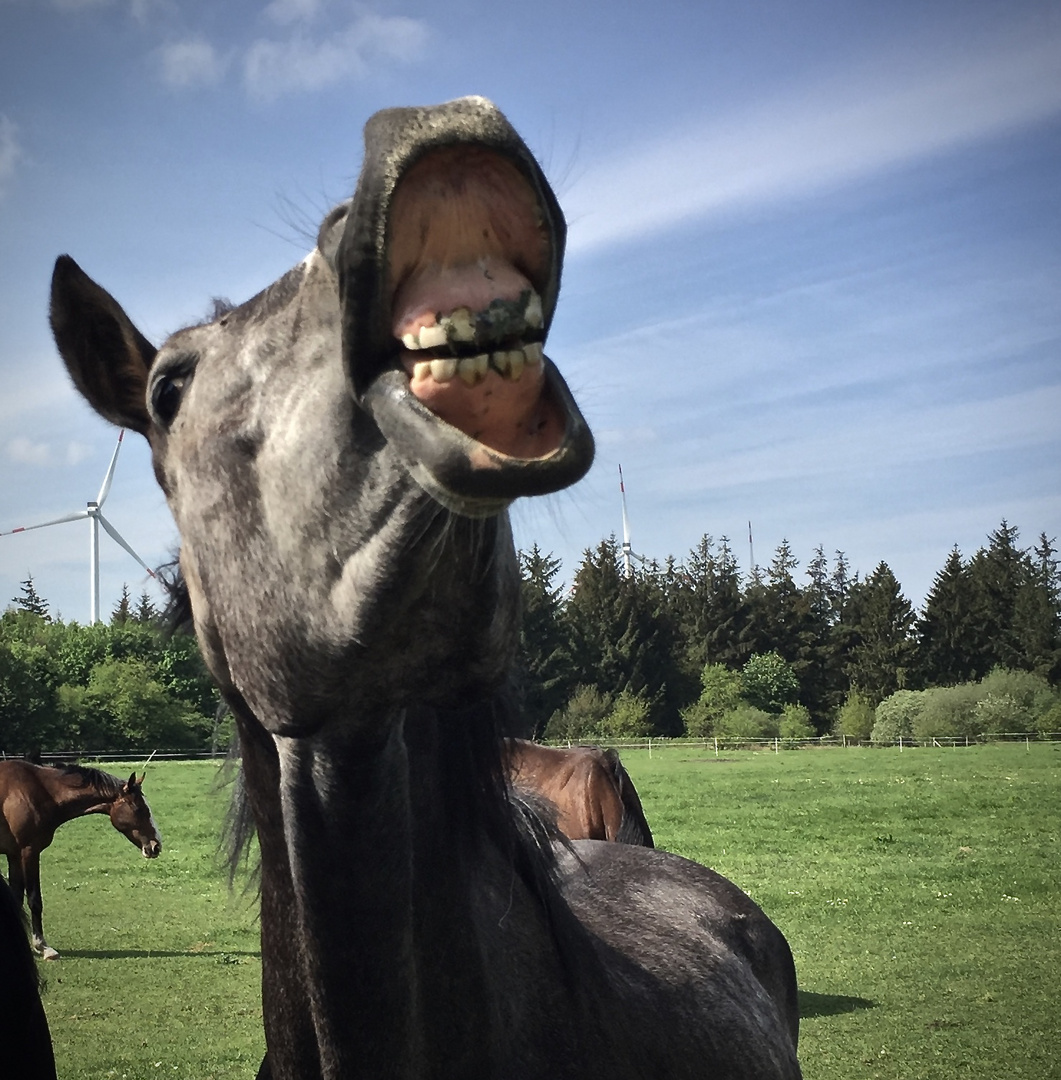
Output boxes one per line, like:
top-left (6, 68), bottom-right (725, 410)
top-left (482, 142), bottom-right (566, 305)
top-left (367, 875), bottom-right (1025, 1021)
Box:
top-left (0, 579), bottom-right (221, 755)
top-left (515, 521), bottom-right (1061, 741)
top-left (3, 520), bottom-right (1059, 754)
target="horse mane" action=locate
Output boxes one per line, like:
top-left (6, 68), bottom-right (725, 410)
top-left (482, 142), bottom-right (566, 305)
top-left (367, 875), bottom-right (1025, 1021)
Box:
top-left (58, 764), bottom-right (123, 798)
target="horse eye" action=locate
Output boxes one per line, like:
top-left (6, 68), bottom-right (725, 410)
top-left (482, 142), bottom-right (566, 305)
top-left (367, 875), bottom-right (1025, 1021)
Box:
top-left (151, 372), bottom-right (188, 427)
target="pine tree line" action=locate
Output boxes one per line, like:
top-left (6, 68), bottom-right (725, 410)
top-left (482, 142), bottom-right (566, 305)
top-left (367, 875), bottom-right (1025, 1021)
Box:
top-left (515, 522), bottom-right (1061, 740)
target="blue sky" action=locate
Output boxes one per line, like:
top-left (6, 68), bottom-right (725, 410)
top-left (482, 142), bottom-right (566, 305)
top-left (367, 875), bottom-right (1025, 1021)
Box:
top-left (1, 0), bottom-right (1059, 622)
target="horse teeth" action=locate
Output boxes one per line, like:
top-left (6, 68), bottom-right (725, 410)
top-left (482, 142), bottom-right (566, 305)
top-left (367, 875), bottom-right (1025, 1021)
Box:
top-left (417, 324), bottom-right (447, 350)
top-left (524, 342), bottom-right (543, 365)
top-left (402, 332), bottom-right (420, 350)
top-left (524, 292), bottom-right (543, 329)
top-left (413, 361), bottom-right (432, 381)
top-left (458, 355), bottom-right (489, 386)
top-left (492, 351), bottom-right (511, 376)
top-left (430, 358), bottom-right (457, 382)
top-left (504, 350), bottom-right (526, 381)
top-left (442, 307), bottom-right (476, 342)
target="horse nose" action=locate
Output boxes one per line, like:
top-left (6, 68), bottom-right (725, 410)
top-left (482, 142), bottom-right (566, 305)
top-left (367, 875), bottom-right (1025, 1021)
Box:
top-left (144, 839), bottom-right (162, 858)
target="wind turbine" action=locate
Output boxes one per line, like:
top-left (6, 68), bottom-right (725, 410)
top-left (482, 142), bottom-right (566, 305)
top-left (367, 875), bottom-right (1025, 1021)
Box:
top-left (1, 430), bottom-right (155, 624)
top-left (618, 464), bottom-right (647, 579)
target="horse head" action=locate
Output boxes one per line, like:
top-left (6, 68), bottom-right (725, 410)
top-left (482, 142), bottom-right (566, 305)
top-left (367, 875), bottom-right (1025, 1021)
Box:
top-left (111, 772), bottom-right (161, 858)
top-left (50, 96), bottom-right (594, 739)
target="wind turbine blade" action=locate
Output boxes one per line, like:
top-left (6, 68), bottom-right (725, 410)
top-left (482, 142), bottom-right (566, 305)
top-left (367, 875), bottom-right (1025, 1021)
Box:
top-left (96, 429), bottom-right (126, 507)
top-left (0, 509), bottom-right (89, 535)
top-left (96, 514), bottom-right (157, 579)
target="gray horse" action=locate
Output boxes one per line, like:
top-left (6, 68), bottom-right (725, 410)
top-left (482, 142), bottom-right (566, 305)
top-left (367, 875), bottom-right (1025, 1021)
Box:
top-left (49, 96), bottom-right (801, 1080)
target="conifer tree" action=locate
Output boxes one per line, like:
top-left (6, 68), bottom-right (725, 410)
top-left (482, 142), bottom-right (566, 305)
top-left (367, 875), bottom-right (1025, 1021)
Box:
top-left (11, 575), bottom-right (50, 620)
top-left (111, 584), bottom-right (132, 626)
top-left (916, 547), bottom-right (978, 686)
top-left (843, 562), bottom-right (916, 705)
top-left (516, 545), bottom-right (572, 737)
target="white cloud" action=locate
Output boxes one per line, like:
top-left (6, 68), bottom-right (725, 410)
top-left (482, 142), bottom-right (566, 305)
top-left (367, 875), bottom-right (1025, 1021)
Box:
top-left (264, 0), bottom-right (326, 26)
top-left (8, 438), bottom-right (53, 467)
top-left (243, 12), bottom-right (429, 100)
top-left (0, 114), bottom-right (24, 196)
top-left (565, 29), bottom-right (1061, 255)
top-left (65, 442), bottom-right (93, 466)
top-left (157, 36), bottom-right (228, 89)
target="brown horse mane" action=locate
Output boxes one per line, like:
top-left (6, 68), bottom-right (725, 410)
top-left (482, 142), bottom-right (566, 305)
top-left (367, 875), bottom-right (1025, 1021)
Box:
top-left (56, 764), bottom-right (125, 798)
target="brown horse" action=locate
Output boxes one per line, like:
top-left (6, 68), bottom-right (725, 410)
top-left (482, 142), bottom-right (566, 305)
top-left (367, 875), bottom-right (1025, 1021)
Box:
top-left (51, 97), bottom-right (800, 1079)
top-left (504, 740), bottom-right (654, 846)
top-left (0, 761), bottom-right (162, 959)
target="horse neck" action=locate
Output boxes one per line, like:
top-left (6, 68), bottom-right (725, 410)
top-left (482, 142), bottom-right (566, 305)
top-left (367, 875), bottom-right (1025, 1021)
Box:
top-left (42, 770), bottom-right (118, 824)
top-left (263, 706), bottom-right (498, 1079)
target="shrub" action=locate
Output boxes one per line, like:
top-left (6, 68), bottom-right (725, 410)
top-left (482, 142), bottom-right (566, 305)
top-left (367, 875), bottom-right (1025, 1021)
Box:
top-left (872, 689), bottom-right (924, 743)
top-left (913, 683), bottom-right (983, 740)
top-left (837, 691), bottom-right (875, 740)
top-left (716, 703), bottom-right (778, 739)
top-left (740, 652), bottom-right (799, 713)
top-left (682, 663), bottom-right (742, 737)
top-left (544, 684), bottom-right (612, 741)
top-left (599, 689), bottom-right (653, 738)
top-left (779, 703), bottom-right (814, 740)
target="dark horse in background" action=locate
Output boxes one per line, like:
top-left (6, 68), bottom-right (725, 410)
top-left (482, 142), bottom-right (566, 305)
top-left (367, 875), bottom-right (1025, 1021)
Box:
top-left (0, 761), bottom-right (161, 959)
top-left (505, 739), bottom-right (654, 846)
top-left (50, 97), bottom-right (801, 1078)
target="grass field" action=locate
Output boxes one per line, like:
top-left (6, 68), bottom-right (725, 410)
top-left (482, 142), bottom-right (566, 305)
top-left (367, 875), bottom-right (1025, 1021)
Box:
top-left (25, 744), bottom-right (1061, 1079)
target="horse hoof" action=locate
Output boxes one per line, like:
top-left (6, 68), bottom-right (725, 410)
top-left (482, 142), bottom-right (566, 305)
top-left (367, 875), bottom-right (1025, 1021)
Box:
top-left (40, 945), bottom-right (60, 961)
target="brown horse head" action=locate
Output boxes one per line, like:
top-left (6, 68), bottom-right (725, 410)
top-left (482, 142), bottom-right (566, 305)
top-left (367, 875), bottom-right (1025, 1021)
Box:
top-left (110, 772), bottom-right (161, 858)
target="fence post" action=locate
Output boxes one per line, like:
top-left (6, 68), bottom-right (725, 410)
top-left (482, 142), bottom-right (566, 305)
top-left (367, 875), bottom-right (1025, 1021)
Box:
top-left (714, 737), bottom-right (719, 758)
top-left (648, 738), bottom-right (653, 759)
top-left (899, 736), bottom-right (903, 752)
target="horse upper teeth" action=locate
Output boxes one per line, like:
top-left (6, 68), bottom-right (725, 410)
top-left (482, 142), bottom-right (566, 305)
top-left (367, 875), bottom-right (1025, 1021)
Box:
top-left (444, 307), bottom-right (477, 342)
top-left (524, 293), bottom-right (543, 329)
top-left (417, 324), bottom-right (448, 350)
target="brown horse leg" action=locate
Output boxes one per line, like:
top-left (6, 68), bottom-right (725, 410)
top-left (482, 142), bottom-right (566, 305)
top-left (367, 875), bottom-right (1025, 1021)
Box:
top-left (22, 851), bottom-right (58, 961)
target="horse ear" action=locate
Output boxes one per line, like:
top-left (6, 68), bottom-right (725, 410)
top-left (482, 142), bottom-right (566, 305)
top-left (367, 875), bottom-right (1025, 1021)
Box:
top-left (137, 773), bottom-right (146, 786)
top-left (50, 255), bottom-right (157, 436)
top-left (127, 771), bottom-right (138, 788)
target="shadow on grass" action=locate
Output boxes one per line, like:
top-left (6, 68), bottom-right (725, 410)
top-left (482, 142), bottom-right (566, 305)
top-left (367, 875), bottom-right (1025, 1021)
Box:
top-left (58, 948), bottom-right (261, 960)
top-left (799, 990), bottom-right (876, 1017)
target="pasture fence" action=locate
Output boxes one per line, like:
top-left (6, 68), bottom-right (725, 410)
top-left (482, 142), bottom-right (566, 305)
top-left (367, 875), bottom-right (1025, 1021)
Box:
top-left (6, 731), bottom-right (1059, 766)
top-left (545, 732), bottom-right (1061, 756)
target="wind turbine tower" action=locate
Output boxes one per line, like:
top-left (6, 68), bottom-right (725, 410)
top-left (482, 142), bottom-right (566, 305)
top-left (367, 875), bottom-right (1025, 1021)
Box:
top-left (1, 431), bottom-right (155, 624)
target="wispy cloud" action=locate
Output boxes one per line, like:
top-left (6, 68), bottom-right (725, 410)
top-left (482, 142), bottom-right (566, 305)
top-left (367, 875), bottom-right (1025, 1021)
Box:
top-left (565, 29), bottom-right (1061, 255)
top-left (242, 12), bottom-right (429, 100)
top-left (5, 439), bottom-right (94, 467)
top-left (0, 114), bottom-right (24, 197)
top-left (157, 36), bottom-right (229, 89)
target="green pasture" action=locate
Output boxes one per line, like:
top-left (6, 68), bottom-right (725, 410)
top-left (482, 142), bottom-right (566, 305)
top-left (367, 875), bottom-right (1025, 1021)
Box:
top-left (23, 745), bottom-right (1061, 1079)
